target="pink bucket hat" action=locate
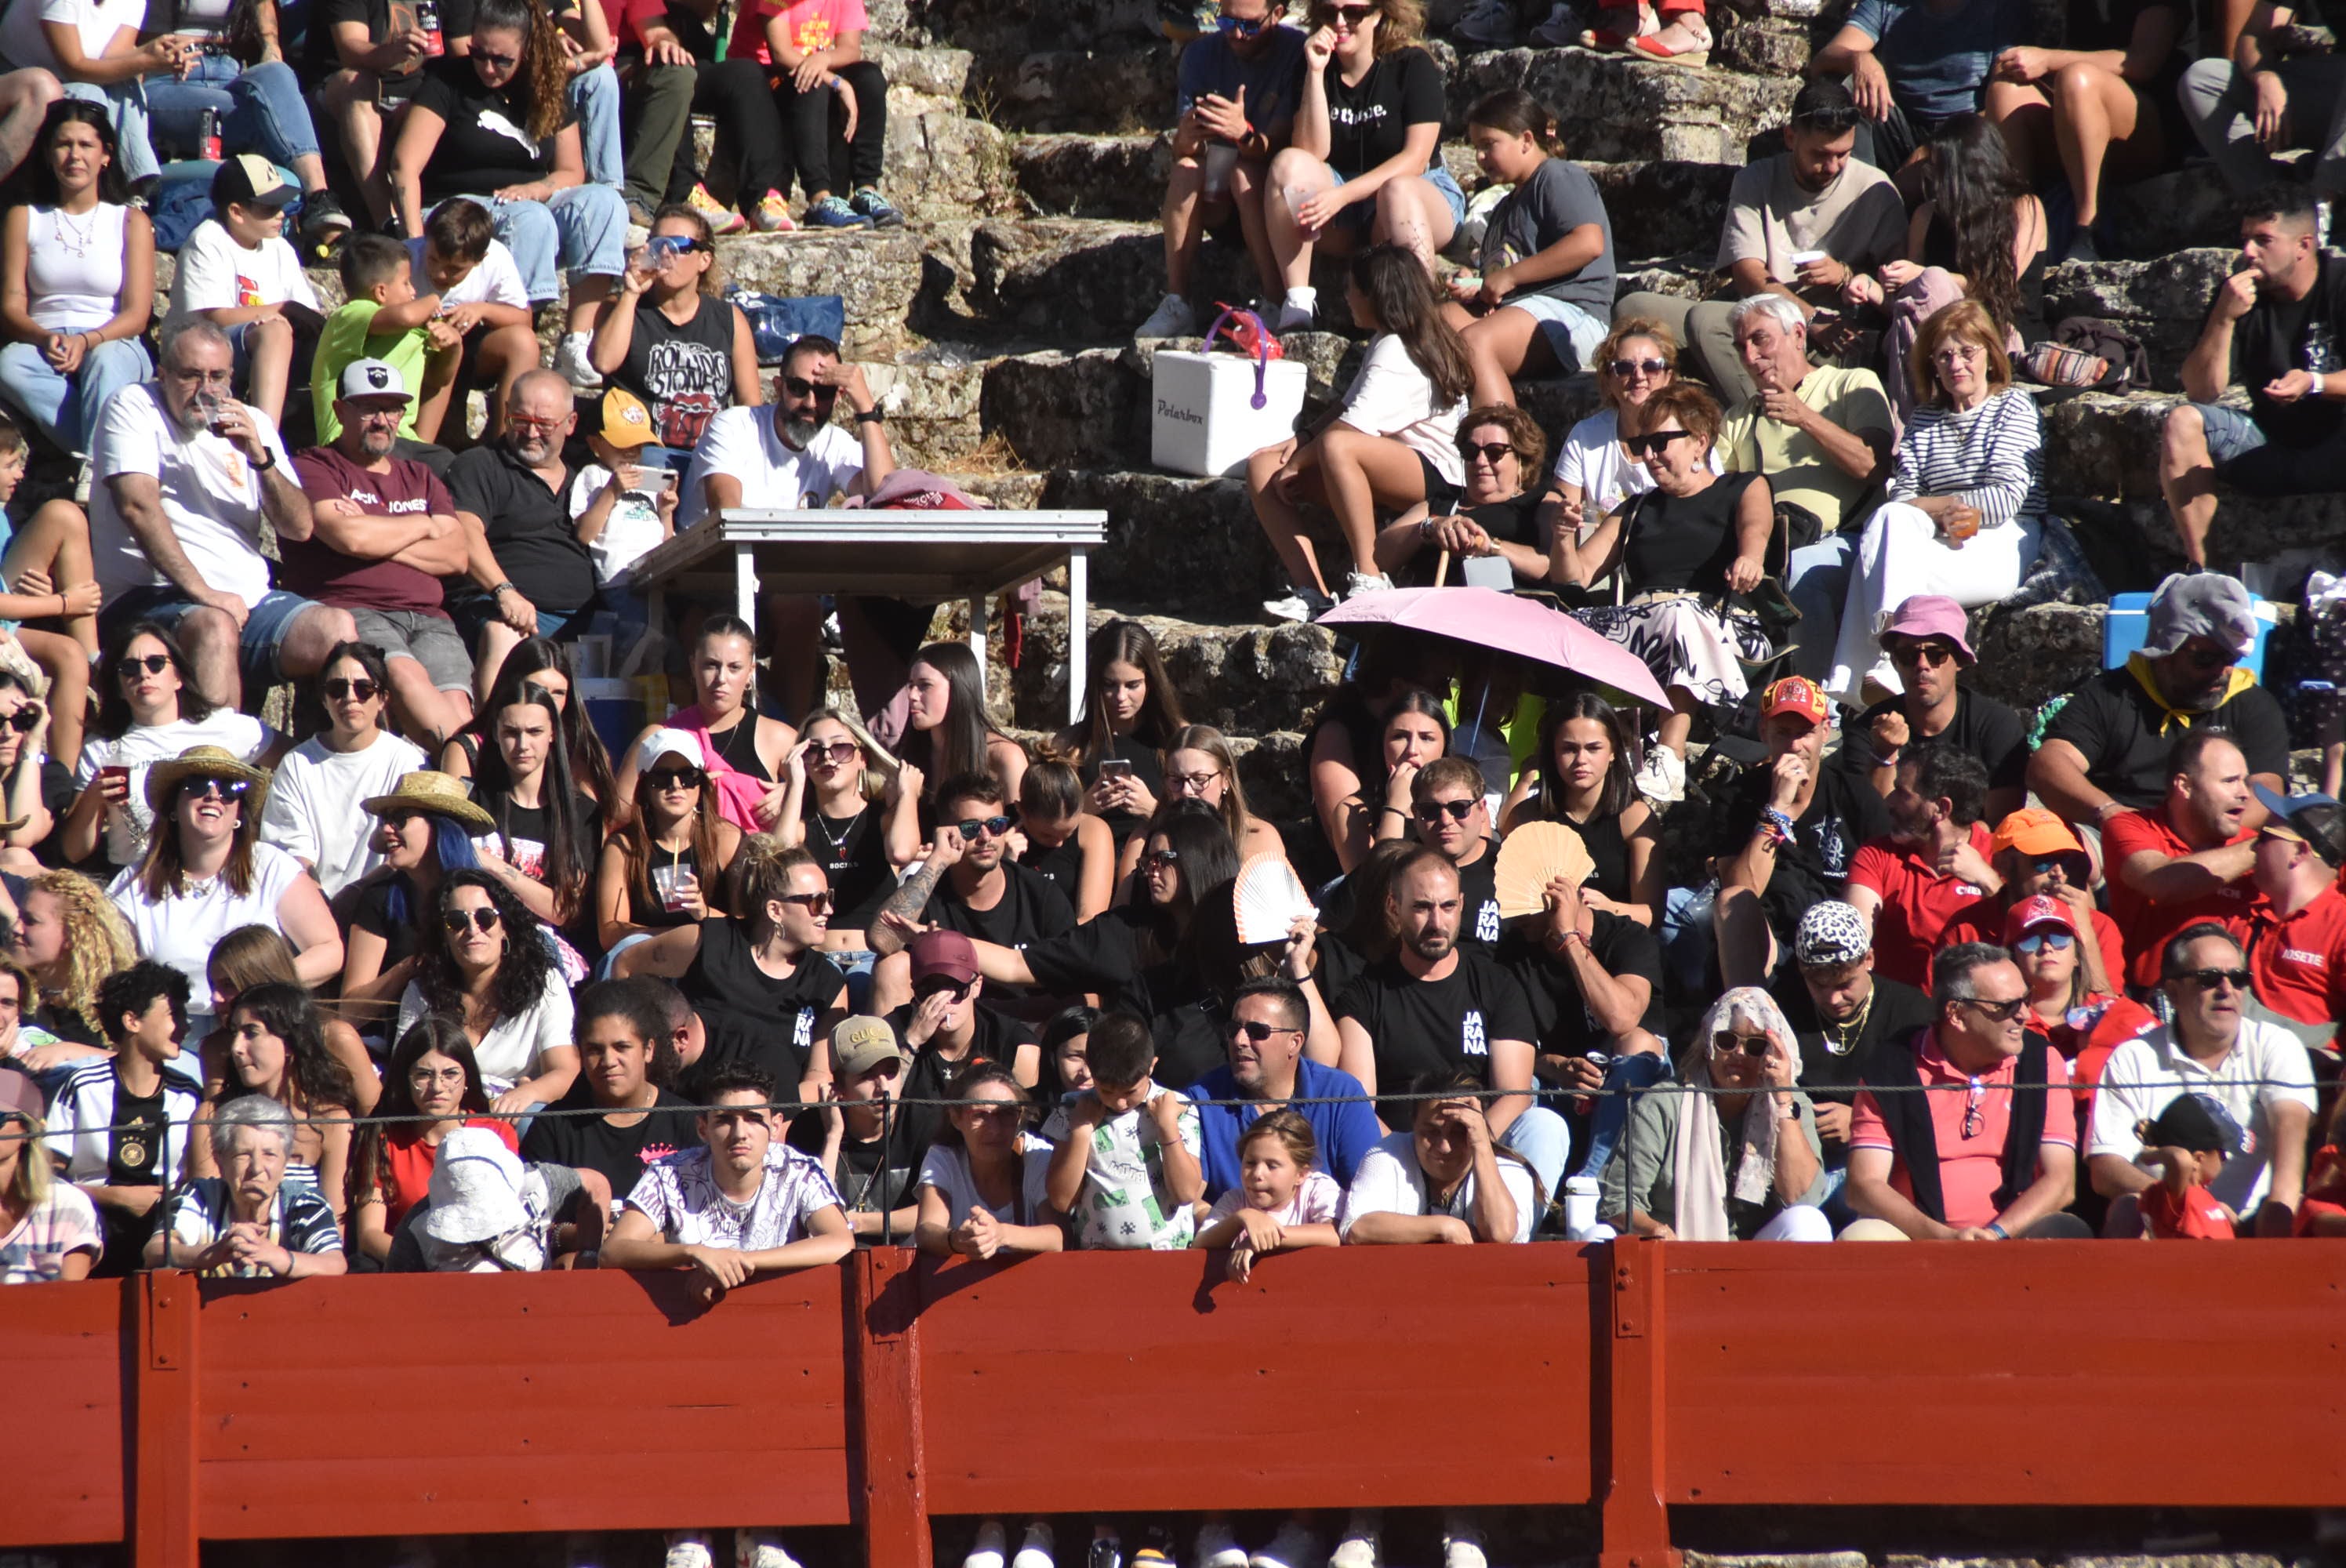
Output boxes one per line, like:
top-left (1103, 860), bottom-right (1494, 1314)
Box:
top-left (1879, 595), bottom-right (1975, 665)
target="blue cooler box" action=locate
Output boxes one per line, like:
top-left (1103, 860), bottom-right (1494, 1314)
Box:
top-left (2101, 591), bottom-right (2279, 678)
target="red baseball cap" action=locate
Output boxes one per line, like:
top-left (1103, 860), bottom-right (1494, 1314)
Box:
top-left (1762, 676), bottom-right (1829, 725)
top-left (910, 929), bottom-right (980, 986)
top-left (2003, 894), bottom-right (2076, 944)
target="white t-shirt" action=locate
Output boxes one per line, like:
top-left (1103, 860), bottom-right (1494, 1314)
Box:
top-left (2087, 1021), bottom-right (2319, 1214)
top-left (916, 1140), bottom-right (1055, 1229)
top-left (258, 731), bottom-right (427, 898)
top-left (169, 220), bottom-right (321, 317)
top-left (108, 841), bottom-right (307, 1030)
top-left (90, 383), bottom-right (294, 610)
top-left (404, 235), bottom-right (529, 310)
top-left (74, 711), bottom-right (274, 869)
top-left (1204, 1168), bottom-right (1344, 1229)
top-left (678, 408), bottom-right (863, 528)
top-left (394, 967), bottom-right (576, 1093)
top-left (568, 463), bottom-right (668, 587)
top-left (1039, 1084), bottom-right (1204, 1250)
top-left (1552, 407), bottom-right (1721, 524)
top-left (0, 0), bottom-right (142, 72)
top-left (1338, 1130), bottom-right (1537, 1244)
top-left (1336, 334), bottom-right (1469, 489)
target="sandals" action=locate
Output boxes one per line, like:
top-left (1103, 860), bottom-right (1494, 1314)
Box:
top-left (1629, 9), bottom-right (1712, 61)
top-left (1580, 2), bottom-right (1654, 49)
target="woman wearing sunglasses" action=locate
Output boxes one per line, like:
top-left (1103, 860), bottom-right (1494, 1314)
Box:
top-left (1600, 987), bottom-right (1832, 1241)
top-left (0, 668), bottom-right (61, 873)
top-left (775, 708), bottom-right (921, 952)
top-left (1559, 380), bottom-right (1771, 803)
top-left (2006, 895), bottom-right (2151, 1105)
top-left (66, 621), bottom-right (281, 876)
top-left (107, 747), bottom-right (343, 1040)
top-left (598, 730), bottom-right (745, 953)
top-left (393, 869), bottom-right (579, 1116)
top-left (1535, 318), bottom-right (1719, 577)
top-left (586, 203), bottom-right (763, 450)
top-left (1373, 405), bottom-right (1549, 587)
top-left (344, 771), bottom-right (493, 1040)
top-left (260, 641), bottom-right (429, 899)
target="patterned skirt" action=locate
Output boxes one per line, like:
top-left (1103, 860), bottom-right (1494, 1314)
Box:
top-left (1573, 596), bottom-right (1771, 712)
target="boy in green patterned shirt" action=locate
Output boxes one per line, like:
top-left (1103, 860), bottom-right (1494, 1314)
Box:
top-left (1040, 1012), bottom-right (1204, 1251)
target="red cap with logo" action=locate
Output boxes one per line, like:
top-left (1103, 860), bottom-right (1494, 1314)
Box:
top-left (2002, 894), bottom-right (2076, 944)
top-left (1761, 676), bottom-right (1829, 724)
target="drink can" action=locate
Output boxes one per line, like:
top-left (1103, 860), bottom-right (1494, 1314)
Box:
top-left (419, 0), bottom-right (444, 55)
top-left (201, 107), bottom-right (221, 162)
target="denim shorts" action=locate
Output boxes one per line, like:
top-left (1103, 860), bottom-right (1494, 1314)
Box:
top-left (1503, 292), bottom-right (1610, 374)
top-left (2193, 401), bottom-right (2270, 468)
top-left (349, 606), bottom-right (474, 694)
top-left (100, 583), bottom-right (323, 688)
top-left (1328, 162), bottom-right (1469, 232)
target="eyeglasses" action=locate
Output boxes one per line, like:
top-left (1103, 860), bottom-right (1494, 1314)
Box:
top-left (1142, 848), bottom-right (1181, 870)
top-left (783, 377), bottom-right (841, 400)
top-left (507, 413), bottom-right (567, 433)
top-left (474, 48), bottom-right (520, 67)
top-left (115, 654), bottom-right (171, 679)
top-left (324, 677), bottom-right (379, 702)
top-left (2175, 967), bottom-right (2252, 990)
top-left (808, 741), bottom-right (861, 764)
top-left (1961, 996), bottom-right (2027, 1024)
top-left (408, 1065), bottom-right (467, 1088)
top-left (1932, 343), bottom-right (1986, 365)
top-left (2012, 930), bottom-right (2073, 954)
top-left (1608, 358), bottom-right (1669, 378)
top-left (442, 907), bottom-right (502, 934)
top-left (780, 891), bottom-right (834, 913)
top-left (1413, 798), bottom-right (1476, 824)
top-left (1463, 441), bottom-right (1516, 465)
top-left (1889, 643), bottom-right (1957, 669)
top-left (1622, 430), bottom-right (1690, 457)
top-left (179, 777), bottom-right (249, 804)
top-left (1709, 1030), bottom-right (1771, 1058)
top-left (1231, 1019), bottom-right (1302, 1043)
top-left (646, 768), bottom-right (705, 790)
top-left (953, 815), bottom-right (1014, 840)
top-left (1168, 771), bottom-right (1221, 793)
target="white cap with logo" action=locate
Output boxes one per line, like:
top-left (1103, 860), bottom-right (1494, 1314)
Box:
top-left (338, 358), bottom-right (411, 403)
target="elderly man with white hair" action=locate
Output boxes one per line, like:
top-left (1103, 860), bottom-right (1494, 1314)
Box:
top-left (1718, 292), bottom-right (1896, 682)
top-left (147, 1095), bottom-right (347, 1277)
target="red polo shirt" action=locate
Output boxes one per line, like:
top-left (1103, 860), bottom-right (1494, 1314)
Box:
top-left (2102, 809), bottom-right (2259, 989)
top-left (2243, 883), bottom-right (2346, 1028)
top-left (1846, 822), bottom-right (1997, 990)
top-left (2140, 1180), bottom-right (2236, 1240)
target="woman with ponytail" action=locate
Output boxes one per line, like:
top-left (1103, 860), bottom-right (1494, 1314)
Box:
top-left (1444, 89), bottom-right (1618, 409)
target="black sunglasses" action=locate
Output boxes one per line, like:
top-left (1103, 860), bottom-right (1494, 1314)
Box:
top-left (1608, 357), bottom-right (1669, 378)
top-left (647, 767), bottom-right (705, 790)
top-left (474, 48), bottom-right (520, 67)
top-left (1462, 441), bottom-right (1516, 464)
top-left (1961, 996), bottom-right (2028, 1023)
top-left (953, 815), bottom-right (1014, 840)
top-left (180, 777), bottom-right (250, 804)
top-left (1142, 848), bottom-right (1181, 870)
top-left (441, 907), bottom-right (502, 933)
top-left (1414, 799), bottom-right (1476, 823)
top-left (780, 890), bottom-right (834, 912)
top-left (783, 376), bottom-right (841, 400)
top-left (915, 977), bottom-right (974, 1002)
top-left (1710, 1030), bottom-right (1770, 1058)
top-left (1217, 10), bottom-right (1273, 33)
top-left (4, 706), bottom-right (38, 733)
top-left (324, 677), bottom-right (379, 702)
top-left (1889, 643), bottom-right (1956, 669)
top-left (1622, 430), bottom-right (1691, 457)
top-left (1231, 1018), bottom-right (1300, 1043)
top-left (2180, 646), bottom-right (2234, 671)
top-left (115, 654), bottom-right (171, 679)
top-left (2175, 967), bottom-right (2251, 990)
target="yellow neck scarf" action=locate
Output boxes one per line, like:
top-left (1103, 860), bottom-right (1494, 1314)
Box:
top-left (2126, 652), bottom-right (2257, 736)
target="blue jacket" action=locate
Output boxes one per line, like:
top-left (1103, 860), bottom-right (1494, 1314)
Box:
top-left (1187, 1058), bottom-right (1383, 1200)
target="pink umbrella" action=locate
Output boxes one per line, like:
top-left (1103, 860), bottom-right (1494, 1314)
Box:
top-left (1318, 586), bottom-right (1670, 710)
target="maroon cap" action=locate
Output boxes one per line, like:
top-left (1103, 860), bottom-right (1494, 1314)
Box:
top-left (910, 929), bottom-right (980, 986)
top-left (0, 1063), bottom-right (41, 1123)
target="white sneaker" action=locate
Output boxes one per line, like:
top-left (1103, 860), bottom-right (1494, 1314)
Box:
top-left (1251, 1522), bottom-right (1322, 1568)
top-left (1454, 0), bottom-right (1520, 45)
top-left (1137, 292), bottom-right (1200, 339)
top-left (1015, 1522), bottom-right (1059, 1568)
top-left (968, 1521), bottom-right (1010, 1568)
top-left (1342, 570), bottom-right (1395, 599)
top-left (1634, 745), bottom-right (1685, 804)
top-left (1327, 1513), bottom-right (1380, 1568)
top-left (735, 1532), bottom-right (801, 1568)
top-left (1528, 1), bottom-right (1579, 43)
top-left (1440, 1513), bottom-right (1487, 1568)
top-left (1195, 1522), bottom-right (1247, 1568)
top-left (554, 332), bottom-right (603, 390)
top-left (665, 1534), bottom-right (716, 1568)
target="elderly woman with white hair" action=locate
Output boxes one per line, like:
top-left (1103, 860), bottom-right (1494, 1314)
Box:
top-left (147, 1095), bottom-right (347, 1278)
top-left (1597, 988), bottom-right (1832, 1240)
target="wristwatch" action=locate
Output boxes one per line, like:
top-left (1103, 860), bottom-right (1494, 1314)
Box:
top-left (251, 449), bottom-right (276, 472)
top-left (855, 408), bottom-right (884, 425)
top-left (490, 581), bottom-right (519, 599)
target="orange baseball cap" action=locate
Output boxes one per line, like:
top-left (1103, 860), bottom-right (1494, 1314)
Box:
top-left (1761, 676), bottom-right (1828, 724)
top-left (1991, 808), bottom-right (2083, 858)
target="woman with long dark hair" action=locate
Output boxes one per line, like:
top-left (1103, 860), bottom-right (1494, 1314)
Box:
top-left (385, 0), bottom-right (630, 387)
top-left (1359, 687), bottom-right (1451, 854)
top-left (192, 981), bottom-right (361, 1215)
top-left (1302, 633), bottom-right (1453, 878)
top-left (469, 686), bottom-right (597, 933)
top-left (441, 636), bottom-right (616, 805)
top-left (343, 772), bottom-right (490, 1039)
top-left (1250, 245), bottom-right (1476, 617)
top-left (900, 640), bottom-right (1027, 807)
top-left (1843, 114), bottom-right (2047, 419)
top-left (597, 729), bottom-right (744, 951)
top-left (348, 1014), bottom-right (518, 1263)
top-left (393, 868), bottom-right (578, 1116)
top-left (913, 1064), bottom-right (1059, 1258)
top-left (1499, 694), bottom-right (1663, 925)
top-left (0, 102), bottom-right (153, 460)
top-left (1051, 619), bottom-right (1183, 849)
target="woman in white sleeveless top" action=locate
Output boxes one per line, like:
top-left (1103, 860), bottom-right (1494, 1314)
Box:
top-left (0, 100), bottom-right (152, 459)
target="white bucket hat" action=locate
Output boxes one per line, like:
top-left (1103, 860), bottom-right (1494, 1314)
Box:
top-left (419, 1127), bottom-right (528, 1244)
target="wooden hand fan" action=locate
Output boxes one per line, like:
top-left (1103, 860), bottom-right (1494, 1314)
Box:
top-left (1493, 821), bottom-right (1596, 919)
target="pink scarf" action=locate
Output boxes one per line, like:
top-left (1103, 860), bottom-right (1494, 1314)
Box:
top-left (671, 705), bottom-right (773, 833)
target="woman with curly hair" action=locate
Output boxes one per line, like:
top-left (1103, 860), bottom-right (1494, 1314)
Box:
top-left (191, 981), bottom-right (361, 1217)
top-left (12, 868), bottom-right (133, 1054)
top-left (393, 869), bottom-right (579, 1116)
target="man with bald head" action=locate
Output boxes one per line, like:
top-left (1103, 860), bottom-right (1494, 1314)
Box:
top-left (2103, 729), bottom-right (2261, 993)
top-left (445, 368), bottom-right (598, 699)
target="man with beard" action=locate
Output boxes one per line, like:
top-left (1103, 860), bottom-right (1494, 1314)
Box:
top-left (2104, 731), bottom-right (2261, 993)
top-left (2031, 572), bottom-right (2289, 826)
top-left (869, 776), bottom-right (1076, 1007)
top-left (285, 359), bottom-right (475, 747)
top-left (1842, 596), bottom-right (2028, 822)
top-left (91, 317), bottom-right (354, 710)
top-left (445, 368), bottom-right (598, 699)
top-left (1335, 846), bottom-right (1570, 1204)
top-left (1843, 742), bottom-right (1998, 991)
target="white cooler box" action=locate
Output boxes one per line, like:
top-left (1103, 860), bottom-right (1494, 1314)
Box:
top-left (1150, 348), bottom-right (1309, 477)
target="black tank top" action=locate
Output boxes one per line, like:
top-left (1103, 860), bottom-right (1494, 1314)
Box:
top-left (1023, 833), bottom-right (1087, 906)
top-left (1080, 734), bottom-right (1164, 849)
top-left (629, 839), bottom-right (706, 931)
top-left (1920, 210), bottom-right (2049, 345)
top-left (1560, 804), bottom-right (1634, 907)
top-left (619, 292), bottom-right (740, 450)
top-left (805, 797), bottom-right (891, 931)
top-left (704, 714), bottom-right (772, 782)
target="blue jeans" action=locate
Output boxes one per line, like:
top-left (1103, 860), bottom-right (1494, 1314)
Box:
top-left (468, 185), bottom-right (629, 303)
top-left (60, 79), bottom-right (155, 183)
top-left (145, 54), bottom-right (321, 169)
top-left (1574, 1051), bottom-right (1672, 1185)
top-left (101, 584), bottom-right (327, 689)
top-left (0, 337), bottom-right (151, 456)
top-left (1785, 532), bottom-right (1856, 684)
top-left (1496, 1104), bottom-right (1572, 1207)
top-left (568, 64), bottom-right (624, 191)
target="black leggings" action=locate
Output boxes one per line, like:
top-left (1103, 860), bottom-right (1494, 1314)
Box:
top-left (665, 57), bottom-right (792, 206)
top-left (775, 57), bottom-right (887, 198)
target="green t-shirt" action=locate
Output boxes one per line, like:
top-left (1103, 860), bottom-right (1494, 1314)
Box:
top-left (311, 299), bottom-right (432, 445)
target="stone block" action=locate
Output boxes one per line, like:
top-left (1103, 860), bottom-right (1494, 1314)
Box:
top-left (2043, 248), bottom-right (2233, 390)
top-left (1451, 47), bottom-right (1801, 164)
top-left (2099, 165), bottom-right (2242, 259)
top-left (1714, 13), bottom-right (1815, 74)
top-left (980, 348), bottom-right (1147, 468)
top-left (721, 230), bottom-right (931, 356)
top-left (2039, 389), bottom-right (2175, 499)
top-left (1037, 467), bottom-right (1279, 609)
top-left (978, 48), bottom-right (1181, 133)
top-left (1012, 132), bottom-right (1168, 218)
top-left (870, 41), bottom-right (978, 100)
top-left (969, 217), bottom-right (1167, 336)
top-left (884, 110), bottom-right (1017, 223)
top-left (1010, 598), bottom-right (1345, 735)
top-left (1971, 601), bottom-right (2104, 711)
top-left (1586, 159), bottom-right (1738, 263)
top-left (1516, 372), bottom-right (1604, 437)
top-left (864, 359), bottom-right (991, 465)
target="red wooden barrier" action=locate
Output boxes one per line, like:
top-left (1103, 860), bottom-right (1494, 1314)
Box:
top-left (5, 1243), bottom-right (2345, 1568)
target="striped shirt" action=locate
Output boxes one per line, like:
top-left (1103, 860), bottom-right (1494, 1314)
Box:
top-left (1889, 387), bottom-right (2044, 527)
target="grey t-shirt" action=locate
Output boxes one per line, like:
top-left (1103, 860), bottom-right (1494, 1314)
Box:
top-left (1480, 158), bottom-right (1616, 321)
